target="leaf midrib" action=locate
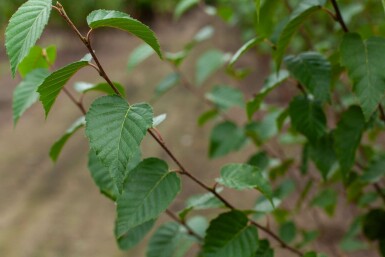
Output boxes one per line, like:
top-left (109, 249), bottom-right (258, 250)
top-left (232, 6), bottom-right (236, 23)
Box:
top-left (17, 3), bottom-right (50, 64)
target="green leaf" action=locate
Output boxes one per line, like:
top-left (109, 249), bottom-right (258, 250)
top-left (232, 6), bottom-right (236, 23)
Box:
top-left (87, 10), bottom-right (162, 58)
top-left (174, 0), bottom-right (199, 19)
top-left (382, 0), bottom-right (385, 17)
top-left (12, 68), bottom-right (50, 125)
top-left (196, 50), bottom-right (226, 86)
top-left (74, 81), bottom-right (126, 97)
top-left (255, 0), bottom-right (261, 23)
top-left (180, 190), bottom-right (225, 219)
top-left (275, 0), bottom-right (325, 68)
top-left (334, 106), bottom-right (365, 178)
top-left (192, 26), bottom-right (214, 43)
top-left (279, 221), bottom-right (296, 244)
top-left (361, 155), bottom-right (385, 183)
top-left (311, 189), bottom-right (337, 216)
top-left (247, 151), bottom-right (269, 171)
top-left (245, 108), bottom-right (281, 144)
top-left (380, 239), bottom-right (385, 257)
top-left (228, 37), bottom-right (263, 68)
top-left (49, 117), bottom-right (85, 162)
top-left (18, 45), bottom-right (56, 77)
top-left (198, 109), bottom-right (219, 127)
top-left (255, 239), bottom-right (274, 257)
top-left (127, 44), bottom-right (155, 72)
top-left (309, 133), bottom-right (337, 180)
top-left (246, 70), bottom-right (289, 120)
top-left (116, 158), bottom-right (181, 237)
top-left (201, 211), bottom-right (258, 257)
top-left (5, 0), bottom-right (52, 77)
top-left (340, 33), bottom-right (385, 120)
top-left (117, 219), bottom-right (156, 250)
top-left (88, 147), bottom-right (140, 202)
top-left (289, 96), bottom-right (327, 143)
top-left (88, 150), bottom-right (119, 201)
top-left (147, 222), bottom-right (196, 257)
top-left (155, 73), bottom-right (181, 96)
top-left (85, 95), bottom-right (153, 191)
top-left (218, 163), bottom-right (273, 201)
top-left (153, 114), bottom-right (167, 127)
top-left (285, 52), bottom-right (331, 102)
top-left (37, 54), bottom-right (92, 117)
top-left (206, 85), bottom-right (244, 110)
top-left (209, 121), bottom-right (247, 158)
top-left (362, 209), bottom-right (385, 241)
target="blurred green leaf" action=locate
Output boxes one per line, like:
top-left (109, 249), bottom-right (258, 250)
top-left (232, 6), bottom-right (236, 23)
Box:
top-left (155, 73), bottom-right (181, 96)
top-left (334, 106), bottom-right (366, 179)
top-left (279, 221), bottom-right (296, 244)
top-left (363, 209), bottom-right (385, 241)
top-left (309, 133), bottom-right (337, 180)
top-left (127, 44), bottom-right (155, 72)
top-left (196, 50), bottom-right (226, 86)
top-left (13, 68), bottom-right (50, 125)
top-left (50, 116), bottom-right (85, 162)
top-left (74, 82), bottom-right (126, 96)
top-left (198, 109), bottom-right (219, 127)
top-left (206, 85), bottom-right (244, 110)
top-left (209, 121), bottom-right (247, 158)
top-left (247, 151), bottom-right (269, 171)
top-left (174, 0), bottom-right (199, 19)
top-left (228, 37), bottom-right (263, 68)
top-left (18, 45), bottom-right (56, 77)
top-left (311, 189), bottom-right (337, 216)
top-left (255, 239), bottom-right (274, 257)
top-left (361, 155), bottom-right (385, 183)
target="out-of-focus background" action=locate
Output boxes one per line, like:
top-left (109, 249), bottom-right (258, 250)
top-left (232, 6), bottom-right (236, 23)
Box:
top-left (0, 0), bottom-right (382, 257)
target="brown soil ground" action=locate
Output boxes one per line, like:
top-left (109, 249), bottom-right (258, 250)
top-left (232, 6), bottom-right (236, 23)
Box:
top-left (0, 10), bottom-right (379, 257)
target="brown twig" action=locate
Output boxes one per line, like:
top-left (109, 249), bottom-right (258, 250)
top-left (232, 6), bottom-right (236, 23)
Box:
top-left (53, 3), bottom-right (120, 95)
top-left (373, 183), bottom-right (385, 204)
top-left (53, 3), bottom-right (304, 256)
top-left (165, 209), bottom-right (203, 241)
top-left (329, 0), bottom-right (349, 33)
top-left (62, 88), bottom-right (86, 115)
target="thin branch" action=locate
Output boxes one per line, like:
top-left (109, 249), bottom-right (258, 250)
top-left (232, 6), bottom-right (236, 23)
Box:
top-left (165, 209), bottom-right (203, 241)
top-left (329, 0), bottom-right (349, 33)
top-left (53, 2), bottom-right (120, 95)
top-left (53, 3), bottom-right (304, 256)
top-left (328, 0), bottom-right (385, 122)
top-left (373, 183), bottom-right (385, 204)
top-left (63, 88), bottom-right (86, 115)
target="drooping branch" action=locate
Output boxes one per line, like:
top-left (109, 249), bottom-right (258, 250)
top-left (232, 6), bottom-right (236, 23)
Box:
top-left (52, 3), bottom-right (304, 256)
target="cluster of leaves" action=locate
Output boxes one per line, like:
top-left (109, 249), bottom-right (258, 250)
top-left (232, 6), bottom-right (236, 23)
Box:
top-left (5, 0), bottom-right (385, 256)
